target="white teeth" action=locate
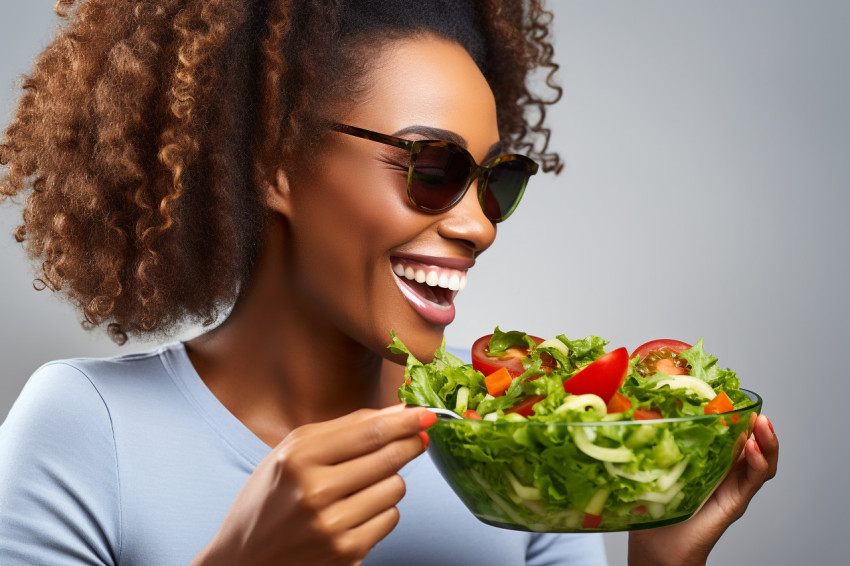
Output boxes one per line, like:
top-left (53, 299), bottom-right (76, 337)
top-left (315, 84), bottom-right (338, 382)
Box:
top-left (392, 260), bottom-right (469, 292)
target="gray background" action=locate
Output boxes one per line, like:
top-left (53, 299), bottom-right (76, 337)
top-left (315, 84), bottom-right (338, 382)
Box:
top-left (1, 2), bottom-right (846, 564)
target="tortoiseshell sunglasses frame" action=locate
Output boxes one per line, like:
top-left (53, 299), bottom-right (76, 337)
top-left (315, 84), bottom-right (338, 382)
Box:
top-left (331, 123), bottom-right (539, 223)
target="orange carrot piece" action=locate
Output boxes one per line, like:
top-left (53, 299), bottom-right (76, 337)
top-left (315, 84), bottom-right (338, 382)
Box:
top-left (704, 391), bottom-right (734, 415)
top-left (484, 367), bottom-right (513, 397)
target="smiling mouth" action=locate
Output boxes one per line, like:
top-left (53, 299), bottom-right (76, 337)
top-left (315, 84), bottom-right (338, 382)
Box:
top-left (391, 257), bottom-right (468, 311)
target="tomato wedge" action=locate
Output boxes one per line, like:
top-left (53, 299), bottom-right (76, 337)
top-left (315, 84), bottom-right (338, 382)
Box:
top-left (634, 408), bottom-right (663, 420)
top-left (631, 339), bottom-right (691, 361)
top-left (471, 334), bottom-right (544, 377)
top-left (505, 394), bottom-right (547, 417)
top-left (462, 409), bottom-right (482, 420)
top-left (563, 347), bottom-right (629, 403)
top-left (582, 513), bottom-right (602, 529)
top-left (632, 339), bottom-right (692, 377)
top-left (606, 392), bottom-right (632, 413)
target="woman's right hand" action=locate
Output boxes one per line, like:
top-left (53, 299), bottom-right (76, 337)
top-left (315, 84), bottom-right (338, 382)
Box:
top-left (191, 404), bottom-right (434, 566)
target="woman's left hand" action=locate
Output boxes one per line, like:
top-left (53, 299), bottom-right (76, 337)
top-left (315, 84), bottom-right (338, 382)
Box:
top-left (627, 414), bottom-right (778, 566)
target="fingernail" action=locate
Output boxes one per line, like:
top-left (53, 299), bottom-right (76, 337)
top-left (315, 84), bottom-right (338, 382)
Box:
top-left (766, 417), bottom-right (775, 435)
top-left (752, 440), bottom-right (761, 454)
top-left (419, 410), bottom-right (437, 429)
top-left (381, 403), bottom-right (407, 413)
top-left (419, 430), bottom-right (430, 451)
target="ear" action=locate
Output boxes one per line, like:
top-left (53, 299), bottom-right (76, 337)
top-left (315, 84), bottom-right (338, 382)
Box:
top-left (264, 168), bottom-right (293, 218)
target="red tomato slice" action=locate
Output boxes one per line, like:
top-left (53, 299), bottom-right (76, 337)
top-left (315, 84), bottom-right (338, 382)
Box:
top-left (471, 334), bottom-right (544, 377)
top-left (462, 409), bottom-right (482, 420)
top-left (631, 339), bottom-right (692, 361)
top-left (634, 408), bottom-right (663, 420)
top-left (505, 394), bottom-right (547, 417)
top-left (563, 347), bottom-right (629, 403)
top-left (582, 513), bottom-right (602, 529)
top-left (606, 392), bottom-right (632, 413)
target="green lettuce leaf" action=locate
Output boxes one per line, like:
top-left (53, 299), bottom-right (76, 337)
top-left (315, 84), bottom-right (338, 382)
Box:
top-left (487, 327), bottom-right (538, 356)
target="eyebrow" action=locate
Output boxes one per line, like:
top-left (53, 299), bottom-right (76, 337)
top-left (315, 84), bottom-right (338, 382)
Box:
top-left (392, 125), bottom-right (504, 161)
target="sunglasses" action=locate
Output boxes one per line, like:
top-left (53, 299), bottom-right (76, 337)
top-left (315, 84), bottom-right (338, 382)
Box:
top-left (331, 123), bottom-right (539, 223)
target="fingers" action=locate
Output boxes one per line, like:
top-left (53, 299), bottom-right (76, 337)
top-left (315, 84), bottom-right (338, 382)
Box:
top-left (752, 414), bottom-right (778, 479)
top-left (288, 405), bottom-right (433, 466)
top-left (740, 414), bottom-right (778, 497)
top-left (337, 506), bottom-right (401, 562)
top-left (326, 433), bottom-right (424, 499)
top-left (320, 473), bottom-right (406, 532)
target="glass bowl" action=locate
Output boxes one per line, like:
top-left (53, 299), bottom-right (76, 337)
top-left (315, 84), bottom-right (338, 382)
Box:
top-left (427, 389), bottom-right (762, 532)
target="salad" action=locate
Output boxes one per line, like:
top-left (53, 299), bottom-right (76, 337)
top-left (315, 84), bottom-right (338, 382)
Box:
top-left (391, 328), bottom-right (761, 531)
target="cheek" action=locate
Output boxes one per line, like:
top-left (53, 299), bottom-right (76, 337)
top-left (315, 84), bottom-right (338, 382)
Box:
top-left (285, 158), bottom-right (426, 334)
top-left (294, 161), bottom-right (412, 262)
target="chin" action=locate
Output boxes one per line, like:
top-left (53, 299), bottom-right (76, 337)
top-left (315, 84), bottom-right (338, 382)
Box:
top-left (381, 320), bottom-right (447, 365)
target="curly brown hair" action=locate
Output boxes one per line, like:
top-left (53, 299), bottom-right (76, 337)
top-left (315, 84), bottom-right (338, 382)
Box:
top-left (0, 0), bottom-right (563, 345)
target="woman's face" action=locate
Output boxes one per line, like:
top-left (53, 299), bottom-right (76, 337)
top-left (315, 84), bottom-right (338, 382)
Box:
top-left (282, 35), bottom-right (501, 362)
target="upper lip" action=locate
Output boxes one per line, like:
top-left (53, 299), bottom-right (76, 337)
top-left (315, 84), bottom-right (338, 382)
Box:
top-left (390, 253), bottom-right (475, 270)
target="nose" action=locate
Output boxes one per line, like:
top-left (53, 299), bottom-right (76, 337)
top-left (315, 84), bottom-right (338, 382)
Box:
top-left (436, 179), bottom-right (497, 253)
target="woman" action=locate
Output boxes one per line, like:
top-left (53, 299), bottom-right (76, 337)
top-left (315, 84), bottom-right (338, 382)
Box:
top-left (0, 1), bottom-right (777, 564)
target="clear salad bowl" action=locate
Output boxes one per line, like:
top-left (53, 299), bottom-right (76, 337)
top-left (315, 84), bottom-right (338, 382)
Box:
top-left (426, 389), bottom-right (762, 532)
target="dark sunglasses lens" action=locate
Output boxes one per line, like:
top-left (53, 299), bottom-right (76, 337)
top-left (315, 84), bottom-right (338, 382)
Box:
top-left (410, 145), bottom-right (472, 210)
top-left (482, 160), bottom-right (529, 221)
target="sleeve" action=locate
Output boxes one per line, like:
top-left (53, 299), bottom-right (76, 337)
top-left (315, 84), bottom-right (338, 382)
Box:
top-left (526, 533), bottom-right (609, 566)
top-left (0, 362), bottom-right (121, 565)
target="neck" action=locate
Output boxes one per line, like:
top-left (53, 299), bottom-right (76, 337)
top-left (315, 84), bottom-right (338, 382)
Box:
top-left (184, 217), bottom-right (405, 447)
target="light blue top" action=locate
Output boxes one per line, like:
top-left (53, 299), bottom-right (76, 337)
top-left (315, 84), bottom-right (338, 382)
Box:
top-left (0, 342), bottom-right (608, 565)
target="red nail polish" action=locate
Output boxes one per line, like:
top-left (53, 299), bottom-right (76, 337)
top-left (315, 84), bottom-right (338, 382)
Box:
top-left (419, 430), bottom-right (430, 451)
top-left (419, 410), bottom-right (437, 429)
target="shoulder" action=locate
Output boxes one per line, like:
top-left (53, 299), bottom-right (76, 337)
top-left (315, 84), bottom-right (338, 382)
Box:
top-left (2, 360), bottom-right (113, 440)
top-left (0, 353), bottom-right (156, 564)
top-left (0, 342), bottom-right (188, 478)
top-left (3, 345), bottom-right (170, 428)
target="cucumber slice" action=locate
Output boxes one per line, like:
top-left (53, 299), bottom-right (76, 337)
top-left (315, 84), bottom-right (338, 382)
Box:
top-left (570, 426), bottom-right (634, 462)
top-left (646, 502), bottom-right (666, 519)
top-left (455, 386), bottom-right (469, 414)
top-left (640, 481), bottom-right (684, 504)
top-left (555, 394), bottom-right (607, 416)
top-left (585, 488), bottom-right (610, 515)
top-left (604, 461), bottom-right (664, 483)
top-left (656, 456), bottom-right (690, 492)
top-left (537, 339), bottom-right (570, 357)
top-left (505, 470), bottom-right (543, 500)
top-left (500, 412), bottom-right (527, 423)
top-left (654, 376), bottom-right (715, 400)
